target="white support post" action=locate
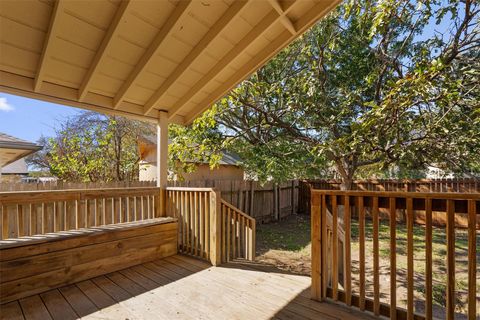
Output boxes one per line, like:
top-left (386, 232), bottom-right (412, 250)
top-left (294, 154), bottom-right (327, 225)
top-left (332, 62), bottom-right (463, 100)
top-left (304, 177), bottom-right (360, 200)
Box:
top-left (157, 111), bottom-right (168, 215)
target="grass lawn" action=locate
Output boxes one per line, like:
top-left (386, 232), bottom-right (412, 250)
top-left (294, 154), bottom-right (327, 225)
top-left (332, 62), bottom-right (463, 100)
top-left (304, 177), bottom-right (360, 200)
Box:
top-left (255, 214), bottom-right (479, 319)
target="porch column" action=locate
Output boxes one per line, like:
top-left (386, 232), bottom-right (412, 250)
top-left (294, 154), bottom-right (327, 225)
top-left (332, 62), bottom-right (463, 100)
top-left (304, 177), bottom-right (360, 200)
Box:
top-left (157, 111), bottom-right (168, 215)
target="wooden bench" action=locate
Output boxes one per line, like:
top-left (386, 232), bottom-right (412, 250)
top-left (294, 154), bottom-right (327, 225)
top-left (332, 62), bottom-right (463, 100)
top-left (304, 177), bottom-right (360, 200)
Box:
top-left (0, 218), bottom-right (178, 304)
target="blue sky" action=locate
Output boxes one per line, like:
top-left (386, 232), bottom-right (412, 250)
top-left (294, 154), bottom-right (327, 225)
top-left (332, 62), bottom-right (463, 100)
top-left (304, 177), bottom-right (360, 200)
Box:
top-left (0, 93), bottom-right (82, 143)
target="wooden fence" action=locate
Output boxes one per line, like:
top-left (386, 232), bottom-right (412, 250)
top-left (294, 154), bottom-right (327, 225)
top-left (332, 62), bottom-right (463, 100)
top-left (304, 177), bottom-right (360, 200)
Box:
top-left (0, 187), bottom-right (161, 239)
top-left (0, 180), bottom-right (156, 192)
top-left (311, 190), bottom-right (479, 320)
top-left (168, 180), bottom-right (298, 223)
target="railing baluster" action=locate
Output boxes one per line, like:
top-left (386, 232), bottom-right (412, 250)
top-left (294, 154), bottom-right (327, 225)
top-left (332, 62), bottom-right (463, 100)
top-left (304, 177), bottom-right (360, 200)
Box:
top-left (332, 195), bottom-right (338, 300)
top-left (344, 195), bottom-right (352, 306)
top-left (227, 206), bottom-right (231, 261)
top-left (194, 191), bottom-right (198, 256)
top-left (2, 205), bottom-right (8, 239)
top-left (111, 198), bottom-right (115, 225)
top-left (199, 192), bottom-right (203, 258)
top-left (406, 197), bottom-right (414, 320)
top-left (359, 196), bottom-right (365, 311)
top-left (237, 212), bottom-right (240, 259)
top-left (205, 192), bottom-right (210, 260)
top-left (321, 194), bottom-right (328, 298)
top-left (28, 203), bottom-right (33, 236)
top-left (372, 196), bottom-right (380, 316)
top-left (446, 199), bottom-right (455, 320)
top-left (467, 199), bottom-right (477, 320)
top-left (17, 204), bottom-right (24, 237)
top-left (41, 202), bottom-right (46, 234)
top-left (53, 202), bottom-right (58, 232)
top-left (425, 198), bottom-right (433, 320)
top-left (190, 192), bottom-right (194, 255)
top-left (390, 197), bottom-right (397, 320)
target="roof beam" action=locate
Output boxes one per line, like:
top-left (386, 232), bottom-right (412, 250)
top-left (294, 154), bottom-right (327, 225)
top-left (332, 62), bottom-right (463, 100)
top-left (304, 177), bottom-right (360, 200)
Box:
top-left (78, 0), bottom-right (132, 101)
top-left (142, 0), bottom-right (249, 116)
top-left (267, 0), bottom-right (296, 35)
top-left (113, 0), bottom-right (193, 109)
top-left (167, 2), bottom-right (296, 120)
top-left (34, 0), bottom-right (64, 92)
top-left (184, 0), bottom-right (341, 124)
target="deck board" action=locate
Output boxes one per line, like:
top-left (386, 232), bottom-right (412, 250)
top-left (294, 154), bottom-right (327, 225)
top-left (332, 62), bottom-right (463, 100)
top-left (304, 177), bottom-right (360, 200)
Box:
top-left (3, 254), bottom-right (377, 320)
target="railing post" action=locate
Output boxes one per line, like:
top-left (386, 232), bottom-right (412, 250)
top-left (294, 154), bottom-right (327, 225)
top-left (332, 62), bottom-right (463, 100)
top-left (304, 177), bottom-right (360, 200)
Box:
top-left (311, 191), bottom-right (322, 301)
top-left (209, 189), bottom-right (222, 266)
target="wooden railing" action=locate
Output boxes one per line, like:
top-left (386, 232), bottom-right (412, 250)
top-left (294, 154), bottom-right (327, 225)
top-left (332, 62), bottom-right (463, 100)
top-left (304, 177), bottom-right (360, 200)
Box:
top-left (220, 200), bottom-right (255, 262)
top-left (311, 190), bottom-right (479, 320)
top-left (0, 187), bottom-right (162, 240)
top-left (306, 178), bottom-right (480, 193)
top-left (166, 187), bottom-right (256, 265)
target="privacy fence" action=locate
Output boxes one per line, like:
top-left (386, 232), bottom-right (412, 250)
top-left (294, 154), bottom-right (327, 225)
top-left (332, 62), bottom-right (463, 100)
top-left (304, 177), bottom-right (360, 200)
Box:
top-left (168, 180), bottom-right (299, 223)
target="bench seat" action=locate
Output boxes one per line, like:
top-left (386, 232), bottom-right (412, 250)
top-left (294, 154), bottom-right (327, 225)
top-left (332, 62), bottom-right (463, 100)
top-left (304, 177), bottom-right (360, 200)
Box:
top-left (0, 218), bottom-right (178, 304)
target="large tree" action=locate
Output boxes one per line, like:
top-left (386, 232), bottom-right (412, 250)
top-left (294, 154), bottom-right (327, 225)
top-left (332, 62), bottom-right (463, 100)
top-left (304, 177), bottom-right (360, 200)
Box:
top-left (28, 112), bottom-right (154, 182)
top-left (181, 0), bottom-right (479, 188)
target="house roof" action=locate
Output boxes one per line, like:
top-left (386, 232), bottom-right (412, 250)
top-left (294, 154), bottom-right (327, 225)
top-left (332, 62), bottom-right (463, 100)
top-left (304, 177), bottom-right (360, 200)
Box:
top-left (0, 132), bottom-right (42, 167)
top-left (0, 0), bottom-right (339, 125)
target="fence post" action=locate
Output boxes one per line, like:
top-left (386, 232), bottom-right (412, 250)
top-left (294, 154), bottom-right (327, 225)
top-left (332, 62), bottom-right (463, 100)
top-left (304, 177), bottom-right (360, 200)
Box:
top-left (209, 189), bottom-right (222, 266)
top-left (249, 181), bottom-right (255, 217)
top-left (311, 191), bottom-right (322, 300)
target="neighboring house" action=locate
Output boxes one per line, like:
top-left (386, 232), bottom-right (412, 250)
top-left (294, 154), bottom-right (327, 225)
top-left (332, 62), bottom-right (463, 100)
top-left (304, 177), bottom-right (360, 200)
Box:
top-left (0, 133), bottom-right (42, 182)
top-left (138, 136), bottom-right (244, 181)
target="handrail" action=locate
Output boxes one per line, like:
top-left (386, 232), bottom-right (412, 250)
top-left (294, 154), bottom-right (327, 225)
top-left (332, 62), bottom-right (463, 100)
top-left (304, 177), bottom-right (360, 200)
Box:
top-left (166, 187), bottom-right (215, 192)
top-left (311, 189), bottom-right (478, 320)
top-left (220, 199), bottom-right (255, 262)
top-left (0, 187), bottom-right (162, 240)
top-left (312, 189), bottom-right (480, 199)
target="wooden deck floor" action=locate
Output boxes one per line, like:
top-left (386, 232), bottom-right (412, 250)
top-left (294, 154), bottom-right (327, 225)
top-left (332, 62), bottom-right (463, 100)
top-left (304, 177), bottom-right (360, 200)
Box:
top-left (1, 255), bottom-right (377, 320)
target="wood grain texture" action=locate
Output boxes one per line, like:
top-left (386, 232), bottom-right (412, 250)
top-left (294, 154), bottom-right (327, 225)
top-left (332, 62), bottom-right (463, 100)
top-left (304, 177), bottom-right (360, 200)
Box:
top-left (0, 219), bottom-right (177, 304)
top-left (4, 254), bottom-right (377, 320)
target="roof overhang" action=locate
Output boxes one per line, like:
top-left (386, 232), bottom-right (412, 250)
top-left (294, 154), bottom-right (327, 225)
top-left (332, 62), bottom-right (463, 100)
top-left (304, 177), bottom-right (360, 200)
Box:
top-left (0, 0), bottom-right (339, 125)
top-left (0, 143), bottom-right (42, 167)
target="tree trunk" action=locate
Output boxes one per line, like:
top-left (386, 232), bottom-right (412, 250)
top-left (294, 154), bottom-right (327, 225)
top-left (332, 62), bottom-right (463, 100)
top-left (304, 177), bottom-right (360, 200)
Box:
top-left (334, 159), bottom-right (355, 190)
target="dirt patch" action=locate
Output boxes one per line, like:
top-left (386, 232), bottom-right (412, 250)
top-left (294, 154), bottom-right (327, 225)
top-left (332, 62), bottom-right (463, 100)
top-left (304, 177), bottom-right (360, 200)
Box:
top-left (256, 215), bottom-right (311, 275)
top-left (255, 214), bottom-right (478, 320)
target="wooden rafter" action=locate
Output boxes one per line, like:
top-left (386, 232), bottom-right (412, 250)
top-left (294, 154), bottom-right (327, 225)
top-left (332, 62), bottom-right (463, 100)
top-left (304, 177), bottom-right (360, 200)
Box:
top-left (78, 0), bottom-right (132, 101)
top-left (142, 0), bottom-right (249, 116)
top-left (267, 0), bottom-right (296, 35)
top-left (184, 0), bottom-right (341, 124)
top-left (112, 0), bottom-right (193, 109)
top-left (167, 2), bottom-right (296, 120)
top-left (34, 0), bottom-right (64, 92)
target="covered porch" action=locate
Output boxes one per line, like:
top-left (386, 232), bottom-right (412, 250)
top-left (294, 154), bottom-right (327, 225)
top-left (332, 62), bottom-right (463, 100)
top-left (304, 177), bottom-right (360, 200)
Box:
top-left (1, 1), bottom-right (477, 319)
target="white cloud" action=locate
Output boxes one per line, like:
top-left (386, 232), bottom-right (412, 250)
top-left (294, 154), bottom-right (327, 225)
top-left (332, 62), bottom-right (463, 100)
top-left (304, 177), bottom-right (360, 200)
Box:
top-left (0, 97), bottom-right (14, 112)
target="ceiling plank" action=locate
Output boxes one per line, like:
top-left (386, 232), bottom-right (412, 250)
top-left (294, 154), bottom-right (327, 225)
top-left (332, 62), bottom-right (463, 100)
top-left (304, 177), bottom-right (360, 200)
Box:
top-left (166, 2), bottom-right (297, 120)
top-left (78, 0), bottom-right (133, 101)
top-left (267, 0), bottom-right (296, 35)
top-left (184, 0), bottom-right (341, 124)
top-left (142, 0), bottom-right (249, 116)
top-left (112, 0), bottom-right (193, 109)
top-left (0, 70), bottom-right (186, 125)
top-left (34, 0), bottom-right (64, 92)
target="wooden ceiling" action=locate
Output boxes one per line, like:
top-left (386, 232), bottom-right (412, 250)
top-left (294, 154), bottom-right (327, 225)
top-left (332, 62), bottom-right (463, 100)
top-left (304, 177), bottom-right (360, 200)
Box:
top-left (0, 0), bottom-right (339, 124)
